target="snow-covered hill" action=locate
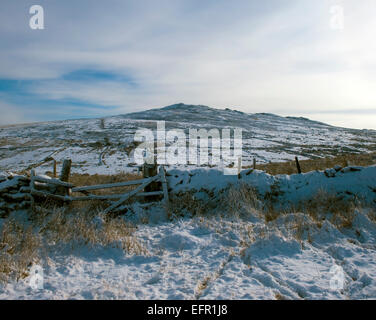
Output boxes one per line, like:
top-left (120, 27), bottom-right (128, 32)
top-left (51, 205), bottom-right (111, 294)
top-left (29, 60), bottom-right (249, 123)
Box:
top-left (1, 103), bottom-right (376, 299)
top-left (0, 103), bottom-right (375, 175)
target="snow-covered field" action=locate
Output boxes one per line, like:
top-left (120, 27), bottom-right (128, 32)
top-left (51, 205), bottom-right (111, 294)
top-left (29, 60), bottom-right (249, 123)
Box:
top-left (1, 104), bottom-right (376, 299)
top-left (1, 104), bottom-right (375, 176)
top-left (1, 165), bottom-right (376, 299)
top-left (2, 214), bottom-right (374, 300)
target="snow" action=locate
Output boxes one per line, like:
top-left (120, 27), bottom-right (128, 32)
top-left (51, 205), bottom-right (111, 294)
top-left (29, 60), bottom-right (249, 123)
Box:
top-left (1, 210), bottom-right (375, 300)
top-left (167, 165), bottom-right (376, 208)
top-left (0, 104), bottom-right (376, 299)
top-left (1, 104), bottom-right (375, 175)
top-left (1, 165), bottom-right (376, 300)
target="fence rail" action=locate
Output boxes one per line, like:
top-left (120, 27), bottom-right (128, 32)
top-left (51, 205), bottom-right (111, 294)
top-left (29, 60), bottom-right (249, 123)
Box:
top-left (29, 163), bottom-right (169, 214)
top-left (71, 178), bottom-right (151, 192)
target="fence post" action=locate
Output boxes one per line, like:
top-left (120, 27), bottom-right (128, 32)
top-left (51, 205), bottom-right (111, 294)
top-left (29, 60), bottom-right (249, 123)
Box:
top-left (160, 166), bottom-right (169, 205)
top-left (237, 156), bottom-right (242, 178)
top-left (29, 169), bottom-right (36, 212)
top-left (295, 156), bottom-right (302, 174)
top-left (59, 159), bottom-right (72, 195)
top-left (143, 163), bottom-right (159, 197)
top-left (53, 160), bottom-right (57, 178)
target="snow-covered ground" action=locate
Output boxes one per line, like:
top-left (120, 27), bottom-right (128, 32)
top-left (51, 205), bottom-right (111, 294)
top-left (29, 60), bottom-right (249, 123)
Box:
top-left (1, 165), bottom-right (375, 299)
top-left (1, 104), bottom-right (375, 176)
top-left (1, 209), bottom-right (375, 299)
top-left (1, 104), bottom-right (375, 299)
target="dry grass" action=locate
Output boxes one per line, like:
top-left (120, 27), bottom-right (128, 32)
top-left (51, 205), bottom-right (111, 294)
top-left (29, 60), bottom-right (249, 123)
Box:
top-left (69, 172), bottom-right (141, 195)
top-left (0, 219), bottom-right (41, 284)
top-left (168, 183), bottom-right (262, 220)
top-left (226, 183), bottom-right (261, 215)
top-left (369, 208), bottom-right (376, 223)
top-left (247, 152), bottom-right (376, 175)
top-left (168, 192), bottom-right (208, 218)
top-left (31, 206), bottom-right (147, 254)
top-left (265, 194), bottom-right (356, 230)
top-left (0, 137), bottom-right (43, 148)
top-left (224, 181), bottom-right (376, 248)
top-left (0, 137), bottom-right (12, 147)
top-left (275, 292), bottom-right (287, 300)
top-left (69, 172), bottom-right (141, 187)
top-left (196, 275), bottom-right (211, 294)
top-left (69, 172), bottom-right (142, 211)
top-left (264, 208), bottom-right (283, 223)
top-left (1, 172), bottom-right (146, 284)
top-left (295, 189), bottom-right (356, 229)
top-left (222, 179), bottom-right (361, 233)
top-left (0, 205), bottom-right (148, 285)
top-left (44, 172), bottom-right (143, 212)
top-left (168, 178), bottom-right (361, 232)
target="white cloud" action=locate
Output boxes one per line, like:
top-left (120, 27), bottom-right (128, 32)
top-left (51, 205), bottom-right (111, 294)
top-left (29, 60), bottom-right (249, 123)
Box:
top-left (0, 0), bottom-right (376, 128)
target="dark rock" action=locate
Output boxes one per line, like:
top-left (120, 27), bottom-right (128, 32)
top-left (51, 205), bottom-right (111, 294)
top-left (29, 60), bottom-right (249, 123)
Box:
top-left (324, 168), bottom-right (336, 178)
top-left (334, 165), bottom-right (342, 172)
top-left (20, 186), bottom-right (31, 193)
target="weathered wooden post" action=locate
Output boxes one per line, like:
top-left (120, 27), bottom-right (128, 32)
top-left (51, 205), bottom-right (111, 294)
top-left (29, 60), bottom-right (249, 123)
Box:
top-left (160, 166), bottom-right (169, 205)
top-left (53, 160), bottom-right (57, 178)
top-left (295, 156), bottom-right (302, 174)
top-left (237, 156), bottom-right (242, 179)
top-left (143, 163), bottom-right (157, 179)
top-left (143, 162), bottom-right (160, 201)
top-left (59, 159), bottom-right (72, 195)
top-left (253, 158), bottom-right (256, 170)
top-left (29, 169), bottom-right (36, 212)
top-left (100, 118), bottom-right (105, 129)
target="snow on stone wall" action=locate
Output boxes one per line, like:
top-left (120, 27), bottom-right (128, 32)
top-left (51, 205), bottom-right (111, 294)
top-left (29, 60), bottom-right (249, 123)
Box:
top-left (1, 164), bottom-right (375, 218)
top-left (0, 174), bottom-right (31, 217)
top-left (166, 165), bottom-right (376, 207)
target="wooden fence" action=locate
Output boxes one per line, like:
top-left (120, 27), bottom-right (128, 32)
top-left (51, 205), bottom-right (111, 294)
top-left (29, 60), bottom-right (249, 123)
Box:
top-left (29, 163), bottom-right (169, 214)
top-left (27, 154), bottom-right (304, 214)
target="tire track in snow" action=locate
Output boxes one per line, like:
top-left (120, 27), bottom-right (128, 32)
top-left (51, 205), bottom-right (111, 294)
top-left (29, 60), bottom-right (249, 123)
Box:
top-left (194, 251), bottom-right (235, 300)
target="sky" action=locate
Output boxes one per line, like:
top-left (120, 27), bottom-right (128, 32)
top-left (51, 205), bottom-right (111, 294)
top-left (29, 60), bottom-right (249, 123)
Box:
top-left (0, 0), bottom-right (375, 129)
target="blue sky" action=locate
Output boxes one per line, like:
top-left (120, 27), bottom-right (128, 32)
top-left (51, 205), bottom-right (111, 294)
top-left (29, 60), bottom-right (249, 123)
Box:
top-left (0, 0), bottom-right (375, 129)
